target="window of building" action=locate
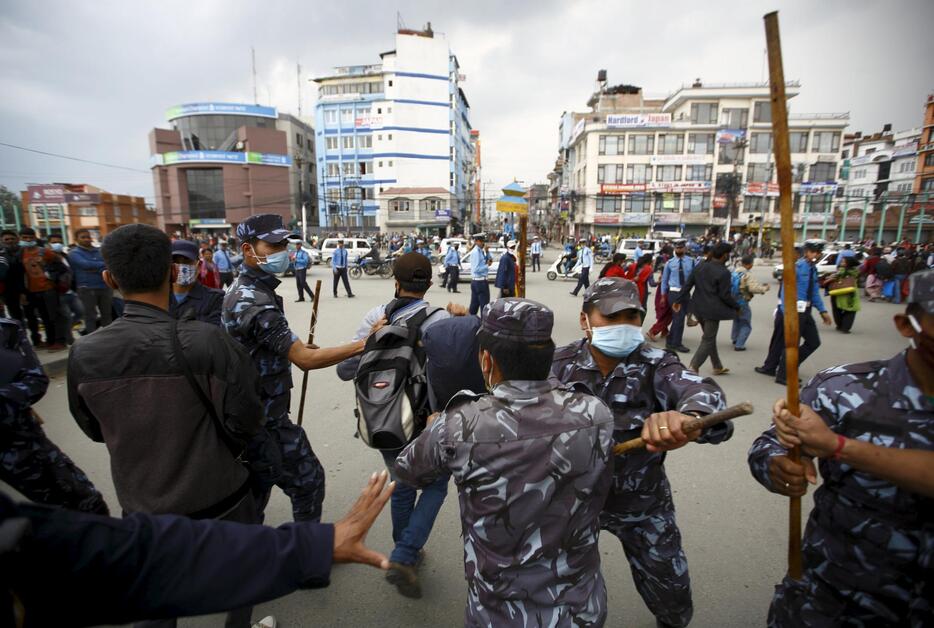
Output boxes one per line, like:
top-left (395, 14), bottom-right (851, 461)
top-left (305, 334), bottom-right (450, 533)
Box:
top-left (359, 161), bottom-right (371, 175)
top-left (388, 134), bottom-right (393, 141)
top-left (342, 136), bottom-right (354, 150)
top-left (342, 161), bottom-right (355, 176)
top-left (78, 206), bottom-right (97, 217)
top-left (684, 193), bottom-right (711, 213)
top-left (325, 137), bottom-right (338, 151)
top-left (340, 109), bottom-right (353, 124)
top-left (388, 80), bottom-right (393, 87)
top-left (750, 132), bottom-right (772, 154)
top-left (753, 101), bottom-right (772, 123)
top-left (812, 132), bottom-right (840, 153)
top-left (358, 135), bottom-right (373, 149)
top-left (597, 164), bottom-right (623, 184)
top-left (790, 132), bottom-right (808, 153)
top-left (921, 178), bottom-right (934, 192)
top-left (654, 193), bottom-right (681, 212)
top-left (185, 168), bottom-right (225, 220)
top-left (296, 133), bottom-right (303, 147)
top-left (690, 103), bottom-right (718, 124)
top-left (657, 134), bottom-right (684, 155)
top-left (718, 141), bottom-right (745, 165)
top-left (628, 134), bottom-right (654, 155)
top-left (721, 108), bottom-right (748, 128)
top-left (387, 107), bottom-right (392, 114)
top-left (389, 198), bottom-right (412, 212)
top-left (378, 161), bottom-right (383, 167)
top-left (926, 154), bottom-right (934, 167)
top-left (326, 163), bottom-right (339, 177)
top-left (810, 161), bottom-right (836, 182)
top-left (793, 163), bottom-right (806, 183)
top-left (624, 194), bottom-right (650, 212)
top-left (747, 162), bottom-right (772, 182)
top-left (805, 194), bottom-right (832, 213)
top-left (686, 164), bottom-right (713, 181)
top-left (420, 197), bottom-right (442, 213)
top-left (745, 195), bottom-right (771, 213)
top-left (326, 188), bottom-right (339, 201)
top-left (898, 159), bottom-right (916, 173)
top-left (656, 165), bottom-right (683, 182)
top-left (113, 207), bottom-right (121, 220)
top-left (595, 195), bottom-right (622, 213)
top-left (687, 133), bottom-right (715, 155)
top-left (598, 135), bottom-right (623, 156)
top-left (323, 110), bottom-right (338, 125)
top-left (626, 163), bottom-right (652, 183)
top-left (388, 160), bottom-right (393, 167)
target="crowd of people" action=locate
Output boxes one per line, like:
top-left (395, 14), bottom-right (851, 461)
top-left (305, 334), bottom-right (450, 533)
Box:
top-left (1, 217), bottom-right (932, 627)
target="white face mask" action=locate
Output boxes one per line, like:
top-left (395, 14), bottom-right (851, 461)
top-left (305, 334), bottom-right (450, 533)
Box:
top-left (175, 263), bottom-right (197, 286)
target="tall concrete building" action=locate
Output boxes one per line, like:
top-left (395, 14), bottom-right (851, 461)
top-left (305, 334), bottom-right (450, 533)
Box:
top-left (312, 22), bottom-right (474, 235)
top-left (149, 102), bottom-right (315, 236)
top-left (551, 74), bottom-right (848, 239)
top-left (916, 94), bottom-right (934, 197)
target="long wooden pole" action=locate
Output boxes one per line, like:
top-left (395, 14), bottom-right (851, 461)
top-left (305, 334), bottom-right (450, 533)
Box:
top-left (764, 11), bottom-right (803, 580)
top-left (518, 212), bottom-right (528, 297)
top-left (613, 402), bottom-right (754, 455)
top-left (296, 279), bottom-right (322, 427)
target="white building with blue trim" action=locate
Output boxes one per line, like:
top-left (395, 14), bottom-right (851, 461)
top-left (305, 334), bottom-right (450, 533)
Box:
top-left (312, 23), bottom-right (474, 235)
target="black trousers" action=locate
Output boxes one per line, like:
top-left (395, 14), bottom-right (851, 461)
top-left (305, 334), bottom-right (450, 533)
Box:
top-left (831, 301), bottom-right (856, 332)
top-left (219, 271), bottom-right (234, 288)
top-left (332, 267), bottom-right (353, 296)
top-left (571, 267), bottom-right (591, 296)
top-left (446, 265), bottom-right (460, 291)
top-left (27, 290), bottom-right (66, 344)
top-left (531, 254), bottom-right (541, 272)
top-left (762, 309), bottom-right (822, 379)
top-left (295, 268), bottom-right (314, 300)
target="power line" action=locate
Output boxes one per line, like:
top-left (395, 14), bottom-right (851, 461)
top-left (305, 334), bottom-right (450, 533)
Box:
top-left (0, 141), bottom-right (151, 174)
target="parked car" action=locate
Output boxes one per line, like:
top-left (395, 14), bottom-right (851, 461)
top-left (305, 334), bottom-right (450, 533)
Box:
top-left (320, 237), bottom-right (372, 263)
top-left (435, 246), bottom-right (502, 283)
top-left (616, 238), bottom-right (662, 261)
top-left (772, 249), bottom-right (864, 281)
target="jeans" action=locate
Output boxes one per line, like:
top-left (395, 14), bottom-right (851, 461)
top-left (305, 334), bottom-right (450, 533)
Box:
top-left (78, 286), bottom-right (113, 334)
top-left (667, 296), bottom-right (689, 348)
top-left (469, 280), bottom-right (490, 315)
top-left (690, 319), bottom-right (723, 371)
top-left (531, 253), bottom-right (541, 272)
top-left (571, 267), bottom-right (591, 295)
top-left (731, 302), bottom-right (752, 348)
top-left (60, 291), bottom-right (83, 343)
top-left (381, 449), bottom-right (449, 566)
top-left (892, 274), bottom-right (907, 304)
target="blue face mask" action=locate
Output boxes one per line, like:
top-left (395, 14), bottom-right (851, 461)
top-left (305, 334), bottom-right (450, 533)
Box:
top-left (20, 240), bottom-right (37, 248)
top-left (255, 248), bottom-right (290, 274)
top-left (50, 242), bottom-right (64, 252)
top-left (588, 322), bottom-right (644, 358)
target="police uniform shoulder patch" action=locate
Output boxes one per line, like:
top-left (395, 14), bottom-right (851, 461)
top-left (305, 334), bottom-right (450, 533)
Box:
top-left (443, 388), bottom-right (484, 413)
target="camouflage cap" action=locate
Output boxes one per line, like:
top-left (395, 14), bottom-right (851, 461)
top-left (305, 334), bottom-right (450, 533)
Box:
top-left (481, 298), bottom-right (553, 343)
top-left (583, 277), bottom-right (645, 314)
top-left (908, 269), bottom-right (934, 314)
top-left (235, 214), bottom-right (291, 244)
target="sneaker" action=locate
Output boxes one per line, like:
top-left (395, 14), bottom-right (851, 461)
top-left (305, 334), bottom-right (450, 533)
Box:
top-left (386, 561), bottom-right (422, 599)
top-left (673, 345), bottom-right (690, 353)
top-left (252, 616), bottom-right (276, 628)
top-left (734, 346), bottom-right (746, 351)
top-left (754, 366), bottom-right (776, 377)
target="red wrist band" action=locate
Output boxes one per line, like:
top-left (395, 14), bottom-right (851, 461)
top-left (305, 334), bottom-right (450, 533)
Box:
top-left (832, 434), bottom-right (846, 460)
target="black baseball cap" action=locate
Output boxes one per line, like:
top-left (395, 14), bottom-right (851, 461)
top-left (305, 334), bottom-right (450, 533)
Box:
top-left (236, 214), bottom-right (291, 243)
top-left (393, 252), bottom-right (432, 286)
top-left (171, 239), bottom-right (199, 261)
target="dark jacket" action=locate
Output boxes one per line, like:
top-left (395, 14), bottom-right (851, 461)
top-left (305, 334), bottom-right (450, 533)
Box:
top-left (67, 246), bottom-right (108, 290)
top-left (679, 259), bottom-right (740, 321)
top-left (67, 301), bottom-right (264, 516)
top-left (494, 251), bottom-right (516, 290)
top-left (169, 283), bottom-right (224, 327)
top-left (3, 493), bottom-right (333, 628)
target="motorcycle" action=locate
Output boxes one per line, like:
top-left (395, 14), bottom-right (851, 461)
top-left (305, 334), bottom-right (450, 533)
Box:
top-left (349, 255), bottom-right (393, 279)
top-left (546, 254), bottom-right (583, 281)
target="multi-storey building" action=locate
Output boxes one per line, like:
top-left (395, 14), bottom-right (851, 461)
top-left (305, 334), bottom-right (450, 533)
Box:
top-left (554, 75), bottom-right (848, 239)
top-left (21, 183), bottom-right (156, 244)
top-left (915, 94), bottom-right (934, 197)
top-left (149, 102), bottom-right (314, 236)
top-left (312, 23), bottom-right (474, 235)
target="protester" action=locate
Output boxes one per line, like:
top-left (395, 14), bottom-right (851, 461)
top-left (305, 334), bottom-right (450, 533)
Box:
top-left (828, 255), bottom-right (861, 333)
top-left (213, 240), bottom-right (237, 287)
top-left (860, 247), bottom-right (884, 302)
top-left (168, 239), bottom-right (224, 326)
top-left (0, 229), bottom-right (28, 327)
top-left (494, 242), bottom-right (517, 298)
top-left (657, 239), bottom-right (696, 353)
top-left (552, 277), bottom-right (733, 628)
top-left (292, 242), bottom-right (314, 303)
top-left (530, 235), bottom-right (542, 272)
top-left (677, 242), bottom-right (738, 375)
top-left (756, 241), bottom-right (832, 386)
top-left (569, 238), bottom-right (593, 296)
top-left (331, 239), bottom-right (354, 298)
top-left (197, 247), bottom-right (222, 289)
top-left (396, 298), bottom-right (615, 626)
top-left (223, 214), bottom-right (381, 524)
top-left (45, 233), bottom-right (80, 345)
top-left (19, 227), bottom-right (67, 351)
top-left (1, 316), bottom-right (109, 515)
top-left (67, 224), bottom-right (271, 627)
top-left (599, 252), bottom-right (627, 279)
top-left (890, 250), bottom-right (911, 304)
top-left (3, 471), bottom-right (394, 627)
top-left (631, 253), bottom-right (656, 315)
top-left (747, 269), bottom-right (934, 627)
top-left (467, 233), bottom-right (491, 315)
top-left (68, 228), bottom-right (113, 335)
top-left (442, 241), bottom-right (460, 292)
top-left (730, 254), bottom-right (769, 351)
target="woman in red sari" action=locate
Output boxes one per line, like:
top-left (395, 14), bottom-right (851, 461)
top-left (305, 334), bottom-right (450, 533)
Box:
top-left (599, 253), bottom-right (629, 278)
top-left (631, 254), bottom-right (656, 321)
top-left (197, 247), bottom-right (222, 289)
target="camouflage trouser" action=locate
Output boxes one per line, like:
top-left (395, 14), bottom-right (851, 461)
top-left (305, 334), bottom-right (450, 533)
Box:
top-left (600, 480), bottom-right (692, 628)
top-left (0, 417), bottom-right (108, 515)
top-left (267, 412), bottom-right (325, 522)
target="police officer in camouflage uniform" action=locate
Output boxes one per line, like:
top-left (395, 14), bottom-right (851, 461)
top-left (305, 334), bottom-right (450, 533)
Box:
top-left (223, 214), bottom-right (379, 522)
top-left (0, 317), bottom-right (108, 515)
top-left (395, 298), bottom-right (616, 627)
top-left (551, 277), bottom-right (732, 628)
top-left (748, 269), bottom-right (934, 627)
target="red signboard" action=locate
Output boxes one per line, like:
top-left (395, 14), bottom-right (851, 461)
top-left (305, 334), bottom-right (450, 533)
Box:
top-left (600, 183), bottom-right (646, 195)
top-left (594, 213), bottom-right (621, 224)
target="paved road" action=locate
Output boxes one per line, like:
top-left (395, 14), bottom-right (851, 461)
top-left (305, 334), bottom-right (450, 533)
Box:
top-left (7, 253), bottom-right (906, 627)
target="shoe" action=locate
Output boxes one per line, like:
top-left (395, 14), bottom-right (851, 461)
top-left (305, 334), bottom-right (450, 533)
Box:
top-left (295, 299), bottom-right (305, 302)
top-left (452, 290), bottom-right (461, 293)
top-left (674, 345), bottom-right (690, 353)
top-left (45, 343), bottom-right (67, 352)
top-left (252, 617), bottom-right (276, 628)
top-left (348, 294), bottom-right (356, 298)
top-left (569, 291), bottom-right (577, 296)
top-left (775, 375), bottom-right (802, 386)
top-left (333, 294), bottom-right (338, 298)
top-left (755, 366), bottom-right (776, 376)
top-left (713, 367), bottom-right (730, 375)
top-left (734, 346), bottom-right (746, 351)
top-left (386, 561), bottom-right (422, 598)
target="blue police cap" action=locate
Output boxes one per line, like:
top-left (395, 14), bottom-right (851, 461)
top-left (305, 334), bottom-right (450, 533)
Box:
top-left (236, 214), bottom-right (291, 244)
top-left (171, 239), bottom-right (199, 261)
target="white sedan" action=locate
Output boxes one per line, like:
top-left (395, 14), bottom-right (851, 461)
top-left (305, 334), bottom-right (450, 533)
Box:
top-left (435, 248), bottom-right (503, 283)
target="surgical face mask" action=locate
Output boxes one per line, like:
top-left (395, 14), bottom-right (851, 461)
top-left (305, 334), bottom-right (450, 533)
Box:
top-left (175, 263), bottom-right (197, 286)
top-left (251, 246), bottom-right (290, 274)
top-left (50, 242), bottom-right (64, 252)
top-left (19, 240), bottom-right (36, 248)
top-left (587, 321), bottom-right (644, 358)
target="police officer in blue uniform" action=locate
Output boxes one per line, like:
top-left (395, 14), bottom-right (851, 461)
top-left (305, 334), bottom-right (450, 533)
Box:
top-left (168, 239), bottom-right (224, 326)
top-left (223, 214), bottom-right (383, 522)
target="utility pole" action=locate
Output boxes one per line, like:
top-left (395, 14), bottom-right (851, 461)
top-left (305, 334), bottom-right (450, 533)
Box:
top-left (296, 63), bottom-right (303, 118)
top-left (725, 136), bottom-right (748, 240)
top-left (251, 47), bottom-right (258, 105)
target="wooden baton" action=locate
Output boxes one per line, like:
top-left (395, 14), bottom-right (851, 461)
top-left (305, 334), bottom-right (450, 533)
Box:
top-left (613, 402), bottom-right (754, 456)
top-left (296, 279), bottom-right (322, 427)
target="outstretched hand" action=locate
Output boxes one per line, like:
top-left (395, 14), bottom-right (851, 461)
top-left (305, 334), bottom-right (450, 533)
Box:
top-left (332, 470), bottom-right (395, 569)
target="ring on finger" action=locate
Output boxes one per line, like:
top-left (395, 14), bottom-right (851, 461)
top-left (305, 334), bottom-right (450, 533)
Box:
top-left (784, 482), bottom-right (790, 488)
top-left (659, 426), bottom-right (670, 432)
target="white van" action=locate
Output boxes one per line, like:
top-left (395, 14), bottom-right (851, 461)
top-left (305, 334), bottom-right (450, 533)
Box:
top-left (320, 237), bottom-right (372, 263)
top-left (616, 238), bottom-right (662, 261)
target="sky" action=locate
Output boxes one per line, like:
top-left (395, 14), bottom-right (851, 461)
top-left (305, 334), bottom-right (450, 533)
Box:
top-left (1, 0), bottom-right (932, 204)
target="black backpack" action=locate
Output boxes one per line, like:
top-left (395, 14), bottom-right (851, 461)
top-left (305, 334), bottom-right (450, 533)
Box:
top-left (353, 301), bottom-right (441, 450)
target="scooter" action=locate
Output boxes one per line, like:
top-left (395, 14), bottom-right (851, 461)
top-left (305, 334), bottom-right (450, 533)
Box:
top-left (349, 255), bottom-right (393, 279)
top-left (546, 254), bottom-right (583, 281)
